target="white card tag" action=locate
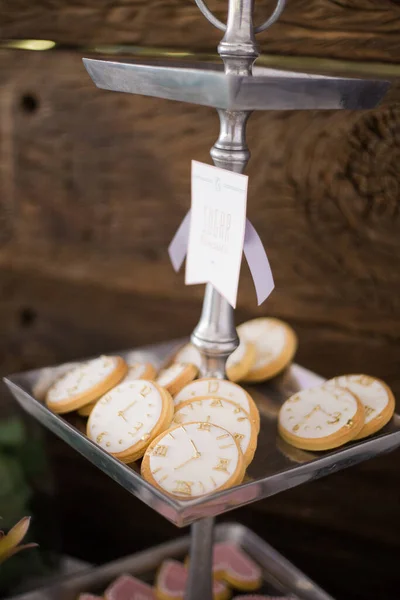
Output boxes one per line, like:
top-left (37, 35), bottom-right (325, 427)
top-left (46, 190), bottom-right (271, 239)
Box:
top-left (185, 160), bottom-right (248, 308)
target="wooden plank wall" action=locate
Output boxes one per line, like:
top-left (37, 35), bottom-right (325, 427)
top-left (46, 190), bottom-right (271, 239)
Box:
top-left (1, 1), bottom-right (400, 599)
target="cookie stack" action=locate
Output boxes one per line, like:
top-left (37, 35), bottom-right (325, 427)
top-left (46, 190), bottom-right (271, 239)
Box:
top-left (76, 542), bottom-right (290, 600)
top-left (278, 374), bottom-right (395, 451)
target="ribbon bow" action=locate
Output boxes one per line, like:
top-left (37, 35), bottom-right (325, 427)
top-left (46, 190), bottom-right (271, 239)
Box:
top-left (168, 210), bottom-right (274, 305)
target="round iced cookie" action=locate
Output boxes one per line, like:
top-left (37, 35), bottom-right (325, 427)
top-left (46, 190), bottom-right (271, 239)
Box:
top-left (172, 343), bottom-right (202, 370)
top-left (278, 386), bottom-right (365, 451)
top-left (324, 374), bottom-right (395, 440)
top-left (141, 422), bottom-right (245, 500)
top-left (87, 380), bottom-right (174, 463)
top-left (237, 318), bottom-right (297, 382)
top-left (174, 378), bottom-right (260, 433)
top-left (156, 363), bottom-right (198, 396)
top-left (124, 362), bottom-right (156, 382)
top-left (173, 398), bottom-right (257, 466)
top-left (46, 355), bottom-right (128, 414)
top-left (226, 340), bottom-right (256, 383)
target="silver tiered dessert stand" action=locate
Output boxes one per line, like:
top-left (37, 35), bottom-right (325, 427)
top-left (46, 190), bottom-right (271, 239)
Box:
top-left (4, 1), bottom-right (400, 599)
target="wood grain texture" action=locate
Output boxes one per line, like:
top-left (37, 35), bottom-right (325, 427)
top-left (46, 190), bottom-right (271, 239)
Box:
top-left (1, 0), bottom-right (400, 62)
top-left (1, 41), bottom-right (400, 600)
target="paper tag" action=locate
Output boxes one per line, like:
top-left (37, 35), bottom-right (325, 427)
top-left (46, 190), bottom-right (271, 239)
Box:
top-left (185, 161), bottom-right (248, 308)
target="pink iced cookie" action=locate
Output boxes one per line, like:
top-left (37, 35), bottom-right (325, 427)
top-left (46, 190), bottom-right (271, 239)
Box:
top-left (78, 596), bottom-right (103, 600)
top-left (156, 559), bottom-right (229, 600)
top-left (105, 574), bottom-right (155, 600)
top-left (213, 542), bottom-right (262, 591)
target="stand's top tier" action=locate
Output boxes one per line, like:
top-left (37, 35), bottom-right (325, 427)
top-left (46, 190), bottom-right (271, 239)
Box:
top-left (83, 0), bottom-right (389, 111)
top-left (83, 58), bottom-right (389, 111)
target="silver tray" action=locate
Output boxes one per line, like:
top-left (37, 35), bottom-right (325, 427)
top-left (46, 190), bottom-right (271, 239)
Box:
top-left (4, 339), bottom-right (400, 527)
top-left (83, 59), bottom-right (389, 111)
top-left (8, 523), bottom-right (334, 600)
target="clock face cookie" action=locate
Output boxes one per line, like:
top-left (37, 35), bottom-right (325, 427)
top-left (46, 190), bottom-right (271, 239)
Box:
top-left (174, 378), bottom-right (260, 433)
top-left (324, 374), bottom-right (395, 440)
top-left (87, 380), bottom-right (174, 463)
top-left (46, 355), bottom-right (128, 414)
top-left (173, 398), bottom-right (257, 466)
top-left (278, 386), bottom-right (365, 451)
top-left (237, 318), bottom-right (297, 382)
top-left (173, 343), bottom-right (202, 370)
top-left (226, 340), bottom-right (256, 383)
top-left (141, 422), bottom-right (245, 500)
top-left (156, 363), bottom-right (198, 396)
top-left (124, 362), bottom-right (156, 382)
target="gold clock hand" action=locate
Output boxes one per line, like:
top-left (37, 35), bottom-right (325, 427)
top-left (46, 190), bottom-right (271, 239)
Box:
top-left (174, 452), bottom-right (201, 471)
top-left (189, 438), bottom-right (201, 456)
top-left (117, 401), bottom-right (137, 422)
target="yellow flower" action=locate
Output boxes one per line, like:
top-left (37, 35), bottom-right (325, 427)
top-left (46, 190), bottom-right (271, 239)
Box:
top-left (0, 517), bottom-right (37, 565)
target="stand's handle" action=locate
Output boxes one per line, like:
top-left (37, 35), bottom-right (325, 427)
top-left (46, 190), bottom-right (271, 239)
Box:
top-left (194, 0), bottom-right (286, 33)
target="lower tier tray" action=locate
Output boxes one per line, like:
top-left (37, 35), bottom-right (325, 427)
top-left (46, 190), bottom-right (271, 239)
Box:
top-left (9, 522), bottom-right (334, 600)
top-left (4, 339), bottom-right (400, 526)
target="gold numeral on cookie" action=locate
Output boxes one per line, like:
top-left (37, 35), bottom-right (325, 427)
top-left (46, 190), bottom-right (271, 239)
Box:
top-left (213, 458), bottom-right (231, 473)
top-left (128, 422), bottom-right (143, 436)
top-left (208, 381), bottom-right (219, 394)
top-left (173, 480), bottom-right (193, 496)
top-left (140, 385), bottom-right (152, 398)
top-left (327, 411), bottom-right (342, 425)
top-left (96, 432), bottom-right (107, 444)
top-left (153, 444), bottom-right (169, 457)
top-left (198, 421), bottom-right (211, 432)
top-left (365, 405), bottom-right (374, 418)
top-left (210, 398), bottom-right (223, 408)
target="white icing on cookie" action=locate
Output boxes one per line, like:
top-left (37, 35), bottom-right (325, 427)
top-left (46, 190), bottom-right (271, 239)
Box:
top-left (157, 363), bottom-right (187, 387)
top-left (88, 381), bottom-right (163, 453)
top-left (174, 344), bottom-right (202, 369)
top-left (124, 363), bottom-right (149, 381)
top-left (174, 379), bottom-right (251, 410)
top-left (147, 423), bottom-right (241, 498)
top-left (279, 386), bottom-right (359, 439)
top-left (47, 356), bottom-right (118, 403)
top-left (173, 398), bottom-right (253, 459)
top-left (324, 375), bottom-right (390, 424)
top-left (226, 339), bottom-right (247, 369)
top-left (238, 320), bottom-right (286, 370)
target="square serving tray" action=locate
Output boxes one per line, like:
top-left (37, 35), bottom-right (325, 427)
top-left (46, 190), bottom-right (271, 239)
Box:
top-left (4, 339), bottom-right (400, 527)
top-left (8, 523), bottom-right (334, 600)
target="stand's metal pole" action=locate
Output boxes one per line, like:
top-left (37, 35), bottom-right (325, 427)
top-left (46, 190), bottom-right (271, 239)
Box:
top-left (186, 517), bottom-right (215, 599)
top-left (187, 1), bottom-right (258, 598)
